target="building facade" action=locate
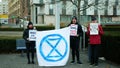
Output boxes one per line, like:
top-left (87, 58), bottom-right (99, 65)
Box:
top-left (30, 0), bottom-right (120, 25)
top-left (0, 0), bottom-right (8, 24)
top-left (8, 0), bottom-right (20, 23)
top-left (8, 0), bottom-right (30, 23)
top-left (20, 0), bottom-right (31, 20)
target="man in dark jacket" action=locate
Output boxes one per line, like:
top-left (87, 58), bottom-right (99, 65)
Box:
top-left (23, 22), bottom-right (35, 64)
top-left (69, 16), bottom-right (83, 64)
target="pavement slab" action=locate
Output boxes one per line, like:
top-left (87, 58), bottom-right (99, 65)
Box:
top-left (0, 52), bottom-right (120, 68)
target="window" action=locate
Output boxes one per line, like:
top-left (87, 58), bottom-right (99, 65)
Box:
top-left (39, 0), bottom-right (44, 5)
top-left (51, 0), bottom-right (55, 4)
top-left (115, 0), bottom-right (118, 5)
top-left (113, 6), bottom-right (117, 16)
top-left (49, 5), bottom-right (53, 15)
top-left (62, 1), bottom-right (66, 15)
top-left (105, 8), bottom-right (108, 15)
top-left (73, 9), bottom-right (76, 15)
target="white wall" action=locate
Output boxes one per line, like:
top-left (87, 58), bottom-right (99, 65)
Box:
top-left (108, 6), bottom-right (113, 15)
top-left (31, 0), bottom-right (40, 4)
top-left (44, 3), bottom-right (49, 15)
top-left (117, 5), bottom-right (120, 15)
top-left (37, 16), bottom-right (43, 24)
top-left (44, 15), bottom-right (55, 25)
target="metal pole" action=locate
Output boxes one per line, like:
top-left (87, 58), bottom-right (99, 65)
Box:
top-left (83, 26), bottom-right (86, 51)
top-left (55, 0), bottom-right (60, 29)
top-left (33, 5), bottom-right (36, 24)
top-left (98, 10), bottom-right (101, 24)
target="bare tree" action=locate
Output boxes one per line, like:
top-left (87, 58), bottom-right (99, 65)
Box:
top-left (45, 0), bottom-right (104, 23)
top-left (69, 0), bottom-right (106, 23)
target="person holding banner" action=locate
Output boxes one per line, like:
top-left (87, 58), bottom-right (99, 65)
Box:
top-left (87, 17), bottom-right (104, 66)
top-left (69, 16), bottom-right (83, 64)
top-left (23, 22), bottom-right (36, 64)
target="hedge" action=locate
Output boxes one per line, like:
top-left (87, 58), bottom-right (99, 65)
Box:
top-left (0, 28), bottom-right (24, 31)
top-left (0, 39), bottom-right (16, 53)
top-left (100, 35), bottom-right (120, 64)
top-left (0, 25), bottom-right (120, 31)
top-left (0, 26), bottom-right (55, 31)
top-left (36, 26), bottom-right (55, 31)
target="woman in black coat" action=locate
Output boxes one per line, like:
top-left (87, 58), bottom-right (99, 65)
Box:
top-left (68, 16), bottom-right (83, 64)
top-left (23, 22), bottom-right (35, 64)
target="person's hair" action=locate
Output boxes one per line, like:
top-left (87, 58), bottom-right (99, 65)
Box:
top-left (91, 16), bottom-right (96, 21)
top-left (70, 16), bottom-right (78, 24)
top-left (27, 22), bottom-right (33, 29)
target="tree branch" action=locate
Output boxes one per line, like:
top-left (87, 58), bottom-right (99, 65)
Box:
top-left (80, 0), bottom-right (106, 11)
top-left (80, 3), bottom-right (95, 11)
top-left (70, 0), bottom-right (78, 8)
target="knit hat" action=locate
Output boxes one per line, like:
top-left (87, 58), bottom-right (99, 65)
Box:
top-left (72, 16), bottom-right (77, 20)
top-left (91, 17), bottom-right (96, 21)
top-left (28, 22), bottom-right (33, 26)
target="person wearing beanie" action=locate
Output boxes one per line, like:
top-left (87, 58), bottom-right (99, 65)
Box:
top-left (68, 16), bottom-right (83, 64)
top-left (23, 21), bottom-right (36, 64)
top-left (87, 17), bottom-right (104, 67)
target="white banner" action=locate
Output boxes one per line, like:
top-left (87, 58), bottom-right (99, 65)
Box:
top-left (70, 24), bottom-right (78, 36)
top-left (29, 30), bottom-right (37, 41)
top-left (90, 23), bottom-right (98, 35)
top-left (36, 27), bottom-right (70, 66)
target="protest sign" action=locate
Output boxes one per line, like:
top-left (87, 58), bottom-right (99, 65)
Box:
top-left (90, 23), bottom-right (98, 35)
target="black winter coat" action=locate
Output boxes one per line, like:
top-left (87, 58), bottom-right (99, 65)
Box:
top-left (23, 29), bottom-right (35, 44)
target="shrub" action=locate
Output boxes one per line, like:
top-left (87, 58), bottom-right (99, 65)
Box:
top-left (0, 39), bottom-right (16, 53)
top-left (0, 28), bottom-right (24, 31)
top-left (36, 26), bottom-right (55, 31)
top-left (101, 35), bottom-right (120, 64)
top-left (0, 26), bottom-right (55, 31)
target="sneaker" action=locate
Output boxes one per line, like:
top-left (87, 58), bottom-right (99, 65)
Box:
top-left (94, 63), bottom-right (98, 67)
top-left (70, 61), bottom-right (75, 64)
top-left (90, 63), bottom-right (94, 65)
top-left (89, 63), bottom-right (94, 67)
top-left (27, 61), bottom-right (30, 64)
top-left (32, 61), bottom-right (35, 64)
top-left (77, 61), bottom-right (82, 64)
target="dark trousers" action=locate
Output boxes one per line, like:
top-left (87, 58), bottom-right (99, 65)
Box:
top-left (89, 45), bottom-right (99, 64)
top-left (26, 42), bottom-right (35, 62)
top-left (70, 37), bottom-right (80, 61)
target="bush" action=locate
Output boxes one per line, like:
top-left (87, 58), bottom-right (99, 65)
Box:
top-left (0, 26), bottom-right (55, 31)
top-left (101, 35), bottom-right (120, 64)
top-left (0, 39), bottom-right (16, 53)
top-left (0, 28), bottom-right (24, 31)
top-left (36, 26), bottom-right (55, 31)
top-left (103, 25), bottom-right (120, 31)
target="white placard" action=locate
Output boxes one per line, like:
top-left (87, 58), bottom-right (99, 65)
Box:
top-left (70, 24), bottom-right (78, 36)
top-left (90, 23), bottom-right (98, 35)
top-left (36, 27), bottom-right (70, 66)
top-left (29, 30), bottom-right (37, 41)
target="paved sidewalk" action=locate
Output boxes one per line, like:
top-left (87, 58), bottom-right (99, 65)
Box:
top-left (0, 52), bottom-right (119, 68)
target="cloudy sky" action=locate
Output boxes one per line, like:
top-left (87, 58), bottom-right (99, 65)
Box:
top-left (0, 0), bottom-right (1, 2)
